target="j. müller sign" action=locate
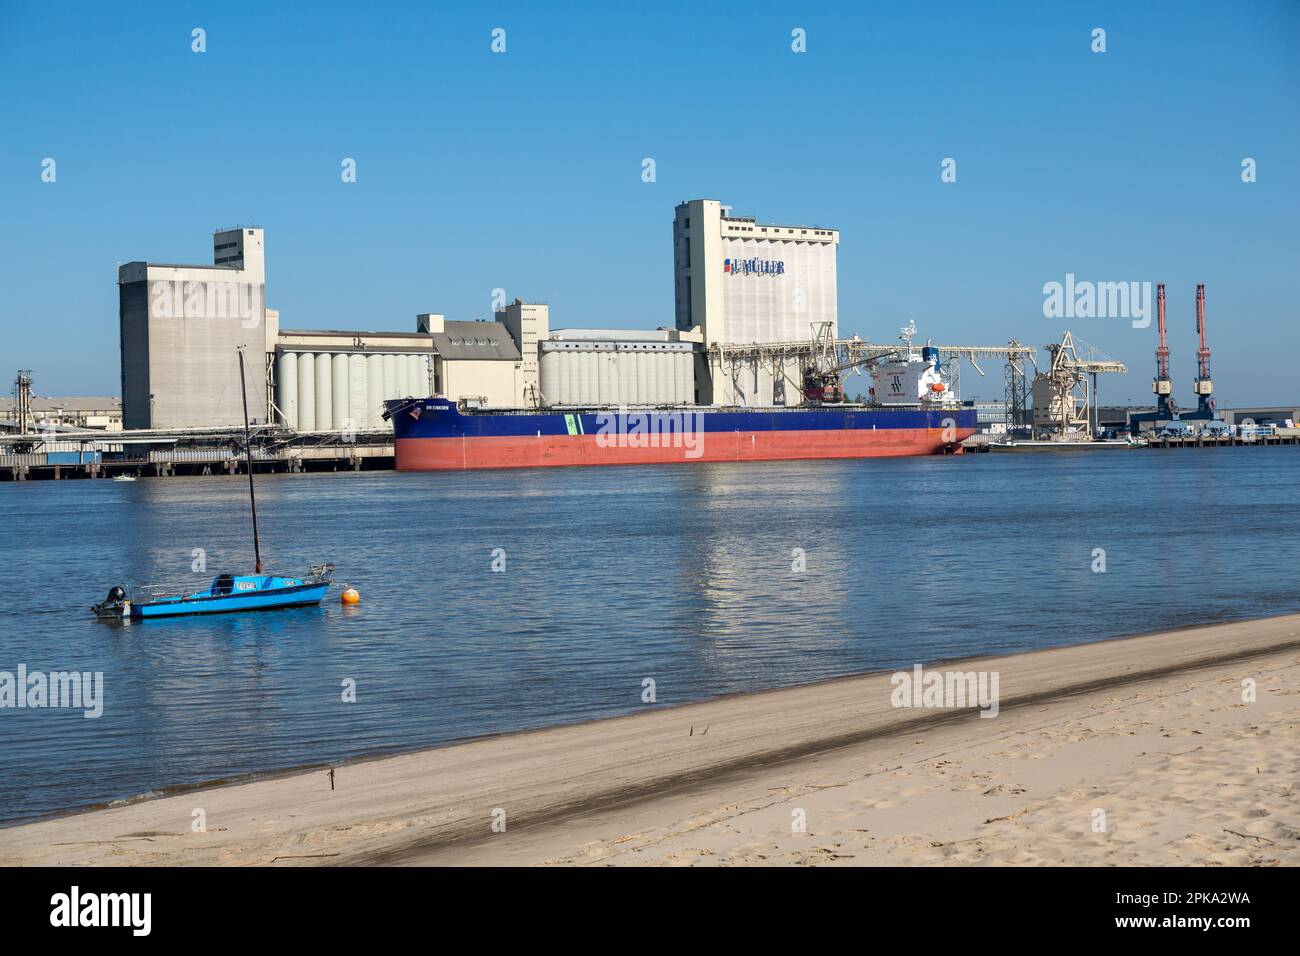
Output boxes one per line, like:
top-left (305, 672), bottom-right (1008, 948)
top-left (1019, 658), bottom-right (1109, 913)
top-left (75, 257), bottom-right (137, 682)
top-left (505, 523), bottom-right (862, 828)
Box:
top-left (724, 258), bottom-right (785, 276)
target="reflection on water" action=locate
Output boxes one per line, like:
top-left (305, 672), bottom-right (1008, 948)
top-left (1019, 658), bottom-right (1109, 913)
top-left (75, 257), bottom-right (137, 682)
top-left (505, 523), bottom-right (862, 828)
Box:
top-left (0, 447), bottom-right (1297, 825)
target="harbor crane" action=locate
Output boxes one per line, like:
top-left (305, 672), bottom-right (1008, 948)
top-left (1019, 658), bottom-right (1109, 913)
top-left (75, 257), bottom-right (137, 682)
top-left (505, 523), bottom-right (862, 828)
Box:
top-left (1031, 331), bottom-right (1127, 439)
top-left (1130, 283), bottom-right (1219, 433)
top-left (1153, 283), bottom-right (1175, 418)
top-left (1188, 283), bottom-right (1215, 418)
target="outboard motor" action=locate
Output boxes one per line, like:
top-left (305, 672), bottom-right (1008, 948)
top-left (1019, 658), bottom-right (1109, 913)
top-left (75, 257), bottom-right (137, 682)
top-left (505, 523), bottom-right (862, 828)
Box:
top-left (92, 586), bottom-right (128, 619)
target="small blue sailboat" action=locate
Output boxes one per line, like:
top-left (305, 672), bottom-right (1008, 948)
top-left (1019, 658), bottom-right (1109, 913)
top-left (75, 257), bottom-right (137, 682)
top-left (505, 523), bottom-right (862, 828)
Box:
top-left (95, 567), bottom-right (335, 620)
top-left (93, 348), bottom-right (335, 621)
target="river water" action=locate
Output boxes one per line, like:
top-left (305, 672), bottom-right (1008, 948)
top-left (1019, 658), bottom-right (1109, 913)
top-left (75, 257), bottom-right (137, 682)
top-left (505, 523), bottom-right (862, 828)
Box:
top-left (0, 447), bottom-right (1296, 826)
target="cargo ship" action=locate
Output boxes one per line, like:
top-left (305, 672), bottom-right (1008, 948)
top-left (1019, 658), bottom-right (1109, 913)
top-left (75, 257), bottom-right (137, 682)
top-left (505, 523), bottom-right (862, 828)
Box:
top-left (384, 329), bottom-right (977, 471)
top-left (385, 399), bottom-right (977, 470)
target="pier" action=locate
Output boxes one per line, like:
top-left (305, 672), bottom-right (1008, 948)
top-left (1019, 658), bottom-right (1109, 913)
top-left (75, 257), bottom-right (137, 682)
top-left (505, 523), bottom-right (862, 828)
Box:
top-left (1144, 433), bottom-right (1300, 449)
top-left (960, 432), bottom-right (1300, 453)
top-left (0, 425), bottom-right (393, 480)
top-left (6, 425), bottom-right (1298, 479)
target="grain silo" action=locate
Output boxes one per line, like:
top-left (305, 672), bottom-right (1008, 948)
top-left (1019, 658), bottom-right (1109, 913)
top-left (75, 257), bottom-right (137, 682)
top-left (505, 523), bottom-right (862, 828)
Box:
top-left (274, 337), bottom-right (433, 431)
top-left (540, 330), bottom-right (695, 407)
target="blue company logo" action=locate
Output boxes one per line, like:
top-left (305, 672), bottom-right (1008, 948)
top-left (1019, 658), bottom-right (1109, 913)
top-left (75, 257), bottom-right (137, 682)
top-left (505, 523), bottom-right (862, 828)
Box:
top-left (724, 258), bottom-right (785, 276)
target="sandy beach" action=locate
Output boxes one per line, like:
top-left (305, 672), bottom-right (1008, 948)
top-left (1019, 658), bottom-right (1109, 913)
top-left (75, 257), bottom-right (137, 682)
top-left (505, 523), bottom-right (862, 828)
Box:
top-left (2, 613), bottom-right (1297, 866)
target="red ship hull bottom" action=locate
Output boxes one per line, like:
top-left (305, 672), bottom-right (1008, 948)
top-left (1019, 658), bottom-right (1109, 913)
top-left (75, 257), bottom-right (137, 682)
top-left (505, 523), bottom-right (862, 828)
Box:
top-left (395, 428), bottom-right (975, 471)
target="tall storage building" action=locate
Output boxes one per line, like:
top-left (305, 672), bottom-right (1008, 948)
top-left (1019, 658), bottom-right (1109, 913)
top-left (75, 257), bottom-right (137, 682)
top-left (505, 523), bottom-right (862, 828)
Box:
top-left (118, 227), bottom-right (271, 428)
top-left (673, 199), bottom-right (839, 406)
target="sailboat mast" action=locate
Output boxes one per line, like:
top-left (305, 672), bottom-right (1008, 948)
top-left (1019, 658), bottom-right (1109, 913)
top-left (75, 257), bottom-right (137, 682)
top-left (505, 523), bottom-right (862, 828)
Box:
top-left (237, 348), bottom-right (264, 574)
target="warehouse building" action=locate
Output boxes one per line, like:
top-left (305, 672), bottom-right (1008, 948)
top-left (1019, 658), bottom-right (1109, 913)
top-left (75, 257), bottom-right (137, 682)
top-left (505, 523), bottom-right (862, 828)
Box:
top-left (1218, 406), bottom-right (1300, 428)
top-left (673, 199), bottom-right (839, 405)
top-left (0, 396), bottom-right (123, 432)
top-left (423, 312), bottom-right (530, 408)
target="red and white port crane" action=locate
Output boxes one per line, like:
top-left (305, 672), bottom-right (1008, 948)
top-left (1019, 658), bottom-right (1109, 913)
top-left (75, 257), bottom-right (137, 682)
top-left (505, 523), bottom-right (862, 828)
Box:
top-left (1153, 283), bottom-right (1174, 418)
top-left (1192, 283), bottom-right (1214, 414)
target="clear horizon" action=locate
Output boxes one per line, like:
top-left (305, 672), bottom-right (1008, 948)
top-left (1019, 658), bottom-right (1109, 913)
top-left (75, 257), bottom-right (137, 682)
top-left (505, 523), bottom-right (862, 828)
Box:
top-left (2, 1), bottom-right (1297, 405)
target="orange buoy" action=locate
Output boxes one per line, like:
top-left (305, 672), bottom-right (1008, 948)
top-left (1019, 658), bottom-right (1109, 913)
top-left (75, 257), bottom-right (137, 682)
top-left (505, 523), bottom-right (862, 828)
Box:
top-left (341, 587), bottom-right (360, 605)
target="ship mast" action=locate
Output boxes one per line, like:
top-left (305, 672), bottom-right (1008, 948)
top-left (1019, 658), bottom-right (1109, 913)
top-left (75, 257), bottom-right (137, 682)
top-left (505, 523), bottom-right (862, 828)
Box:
top-left (237, 347), bottom-right (264, 574)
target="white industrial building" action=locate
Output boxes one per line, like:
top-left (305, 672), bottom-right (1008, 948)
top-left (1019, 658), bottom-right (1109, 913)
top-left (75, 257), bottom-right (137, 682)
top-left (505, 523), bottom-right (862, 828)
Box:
top-left (274, 315), bottom-right (547, 429)
top-left (0, 395), bottom-right (123, 432)
top-left (540, 329), bottom-right (697, 406)
top-left (119, 229), bottom-right (557, 431)
top-left (274, 332), bottom-right (435, 431)
top-left (673, 199), bottom-right (839, 406)
top-left (118, 227), bottom-right (272, 428)
top-left (426, 315), bottom-right (528, 408)
top-left (115, 201), bottom-right (845, 430)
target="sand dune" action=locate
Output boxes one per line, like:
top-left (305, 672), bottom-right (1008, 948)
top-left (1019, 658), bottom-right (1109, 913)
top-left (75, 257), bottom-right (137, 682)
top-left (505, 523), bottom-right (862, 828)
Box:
top-left (2, 614), bottom-right (1298, 866)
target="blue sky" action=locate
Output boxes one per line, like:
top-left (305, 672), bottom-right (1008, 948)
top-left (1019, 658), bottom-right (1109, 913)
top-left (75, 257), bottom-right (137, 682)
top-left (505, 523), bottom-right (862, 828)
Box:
top-left (2, 0), bottom-right (1297, 405)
